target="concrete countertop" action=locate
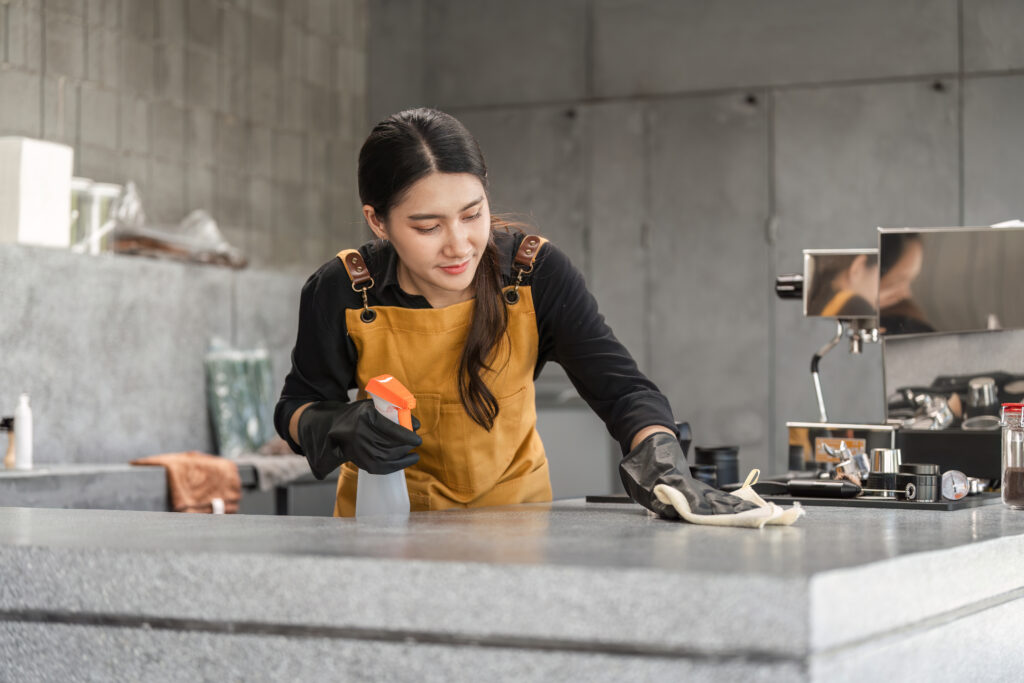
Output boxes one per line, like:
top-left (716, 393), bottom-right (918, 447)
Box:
top-left (0, 461), bottom-right (332, 512)
top-left (2, 499), bottom-right (1024, 680)
top-left (0, 463), bottom-right (169, 511)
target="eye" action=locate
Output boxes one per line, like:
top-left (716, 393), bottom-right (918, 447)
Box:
top-left (463, 211), bottom-right (482, 221)
top-left (412, 225), bottom-right (439, 234)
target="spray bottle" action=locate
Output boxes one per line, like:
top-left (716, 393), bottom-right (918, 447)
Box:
top-left (14, 394), bottom-right (32, 470)
top-left (355, 375), bottom-right (415, 519)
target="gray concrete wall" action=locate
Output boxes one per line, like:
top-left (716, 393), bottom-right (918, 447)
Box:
top-left (0, 0), bottom-right (369, 271)
top-left (369, 0), bottom-right (1024, 474)
top-left (0, 1), bottom-right (367, 463)
top-left (0, 243), bottom-right (305, 463)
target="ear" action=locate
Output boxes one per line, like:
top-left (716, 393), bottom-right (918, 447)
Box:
top-left (363, 205), bottom-right (388, 241)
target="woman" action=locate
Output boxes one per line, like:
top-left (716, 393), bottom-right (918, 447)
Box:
top-left (275, 108), bottom-right (754, 521)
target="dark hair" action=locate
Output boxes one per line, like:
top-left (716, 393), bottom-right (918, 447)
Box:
top-left (357, 108), bottom-right (508, 430)
top-left (880, 233), bottom-right (923, 277)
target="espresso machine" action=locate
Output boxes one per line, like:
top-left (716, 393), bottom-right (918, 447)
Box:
top-left (774, 248), bottom-right (898, 492)
top-left (769, 227), bottom-right (1024, 507)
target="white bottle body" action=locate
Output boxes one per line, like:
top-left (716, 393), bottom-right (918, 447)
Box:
top-left (14, 394), bottom-right (32, 470)
top-left (355, 396), bottom-right (410, 519)
top-left (355, 470), bottom-right (410, 518)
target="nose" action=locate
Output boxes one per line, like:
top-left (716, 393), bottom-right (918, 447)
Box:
top-left (443, 221), bottom-right (472, 258)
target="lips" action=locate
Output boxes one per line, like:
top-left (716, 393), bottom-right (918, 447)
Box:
top-left (439, 259), bottom-right (470, 275)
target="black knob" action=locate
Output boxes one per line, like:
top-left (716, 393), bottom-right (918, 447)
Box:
top-left (775, 273), bottom-right (803, 299)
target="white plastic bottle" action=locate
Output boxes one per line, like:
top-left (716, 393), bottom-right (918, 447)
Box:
top-left (14, 393), bottom-right (32, 470)
top-left (356, 376), bottom-right (414, 520)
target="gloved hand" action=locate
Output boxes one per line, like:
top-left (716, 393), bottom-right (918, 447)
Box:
top-left (297, 400), bottom-right (422, 479)
top-left (619, 432), bottom-right (761, 520)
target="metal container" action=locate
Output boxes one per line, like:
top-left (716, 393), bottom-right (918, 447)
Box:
top-left (967, 377), bottom-right (998, 412)
top-left (694, 446), bottom-right (740, 487)
top-left (871, 448), bottom-right (902, 473)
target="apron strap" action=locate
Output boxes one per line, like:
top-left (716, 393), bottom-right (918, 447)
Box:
top-left (336, 249), bottom-right (377, 323)
top-left (505, 235), bottom-right (547, 305)
top-left (820, 289), bottom-right (855, 317)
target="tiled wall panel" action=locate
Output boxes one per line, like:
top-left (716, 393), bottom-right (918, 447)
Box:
top-left (592, 0), bottom-right (958, 97)
top-left (1, 0), bottom-right (369, 276)
top-left (584, 102), bottom-right (648, 371)
top-left (963, 75), bottom-right (1024, 225)
top-left (423, 0), bottom-right (588, 109)
top-left (773, 81), bottom-right (959, 457)
top-left (646, 94), bottom-right (773, 472)
top-left (962, 0), bottom-right (1024, 72)
top-left (0, 246), bottom-right (233, 463)
top-left (366, 0), bottom-right (1024, 472)
top-left (367, 0), bottom-right (425, 122)
top-left (454, 106), bottom-right (588, 269)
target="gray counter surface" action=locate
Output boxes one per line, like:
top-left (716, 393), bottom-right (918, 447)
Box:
top-left (2, 500), bottom-right (1024, 681)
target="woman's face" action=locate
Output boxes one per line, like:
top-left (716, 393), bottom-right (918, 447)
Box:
top-left (843, 254), bottom-right (880, 304)
top-left (879, 240), bottom-right (924, 308)
top-left (364, 172), bottom-right (490, 308)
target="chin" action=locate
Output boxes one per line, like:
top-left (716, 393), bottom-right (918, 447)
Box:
top-left (439, 273), bottom-right (475, 292)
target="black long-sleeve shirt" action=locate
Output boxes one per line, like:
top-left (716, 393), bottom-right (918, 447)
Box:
top-left (275, 229), bottom-right (677, 455)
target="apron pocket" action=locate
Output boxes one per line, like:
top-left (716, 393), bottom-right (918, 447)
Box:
top-left (437, 385), bottom-right (529, 493)
top-left (411, 393), bottom-right (441, 436)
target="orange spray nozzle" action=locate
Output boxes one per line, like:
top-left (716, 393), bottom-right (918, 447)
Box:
top-left (365, 374), bottom-right (416, 430)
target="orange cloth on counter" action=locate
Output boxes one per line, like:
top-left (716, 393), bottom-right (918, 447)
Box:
top-left (131, 451), bottom-right (241, 513)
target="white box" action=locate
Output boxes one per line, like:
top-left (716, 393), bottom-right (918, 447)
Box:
top-left (0, 137), bottom-right (74, 248)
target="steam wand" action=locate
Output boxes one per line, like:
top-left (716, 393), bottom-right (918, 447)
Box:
top-left (811, 319), bottom-right (879, 422)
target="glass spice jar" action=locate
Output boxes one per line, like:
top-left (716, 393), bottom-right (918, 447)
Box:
top-left (1001, 403), bottom-right (1024, 509)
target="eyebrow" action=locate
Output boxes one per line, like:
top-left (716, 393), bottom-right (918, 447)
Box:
top-left (406, 197), bottom-right (483, 221)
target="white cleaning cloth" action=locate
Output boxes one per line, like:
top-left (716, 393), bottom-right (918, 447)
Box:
top-left (654, 470), bottom-right (805, 529)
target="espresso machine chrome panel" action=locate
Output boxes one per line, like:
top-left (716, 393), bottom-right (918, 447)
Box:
top-left (876, 226), bottom-right (1024, 480)
top-left (802, 249), bottom-right (879, 319)
top-left (878, 226), bottom-right (1024, 337)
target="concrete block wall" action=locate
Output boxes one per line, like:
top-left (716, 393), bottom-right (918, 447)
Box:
top-left (0, 243), bottom-right (306, 464)
top-left (0, 1), bottom-right (369, 464)
top-left (369, 0), bottom-right (1024, 473)
top-left (0, 0), bottom-right (370, 272)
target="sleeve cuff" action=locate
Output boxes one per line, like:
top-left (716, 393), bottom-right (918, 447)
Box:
top-left (608, 391), bottom-right (679, 455)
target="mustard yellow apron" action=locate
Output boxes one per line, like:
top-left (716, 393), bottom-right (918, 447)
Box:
top-left (331, 258), bottom-right (552, 516)
top-left (820, 289), bottom-right (856, 317)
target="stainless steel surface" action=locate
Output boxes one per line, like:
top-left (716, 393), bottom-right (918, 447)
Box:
top-left (871, 447), bottom-right (902, 473)
top-left (803, 249), bottom-right (879, 319)
top-left (878, 226), bottom-right (1024, 337)
top-left (787, 422), bottom-right (896, 471)
top-left (881, 329), bottom-right (1024, 424)
top-left (918, 394), bottom-right (955, 430)
top-left (962, 414), bottom-right (1001, 430)
top-left (827, 442), bottom-right (870, 481)
top-left (812, 320), bottom-right (846, 422)
top-left (967, 376), bottom-right (998, 409)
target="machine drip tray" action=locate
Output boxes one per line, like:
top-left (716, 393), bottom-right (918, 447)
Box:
top-left (585, 492), bottom-right (1004, 511)
top-left (759, 492), bottom-right (1002, 511)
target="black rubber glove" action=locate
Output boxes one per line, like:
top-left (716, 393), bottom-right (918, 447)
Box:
top-left (619, 432), bottom-right (759, 519)
top-left (297, 400), bottom-right (422, 480)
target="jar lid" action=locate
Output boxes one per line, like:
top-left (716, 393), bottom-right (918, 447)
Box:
top-left (1002, 403), bottom-right (1024, 413)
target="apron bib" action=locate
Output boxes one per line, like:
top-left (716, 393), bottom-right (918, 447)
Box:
top-left (332, 273), bottom-right (551, 516)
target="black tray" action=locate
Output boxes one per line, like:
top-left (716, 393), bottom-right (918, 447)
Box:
top-left (759, 492), bottom-right (1003, 510)
top-left (584, 492), bottom-right (1003, 511)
